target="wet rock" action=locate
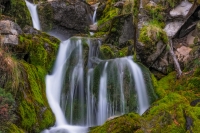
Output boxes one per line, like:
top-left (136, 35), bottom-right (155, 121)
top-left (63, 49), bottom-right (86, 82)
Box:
top-left (23, 25), bottom-right (39, 34)
top-left (96, 3), bottom-right (106, 19)
top-left (89, 24), bottom-right (98, 32)
top-left (38, 0), bottom-right (93, 37)
top-left (190, 99), bottom-right (200, 106)
top-left (147, 41), bottom-right (166, 66)
top-left (186, 116), bottom-right (193, 133)
top-left (118, 15), bottom-right (134, 47)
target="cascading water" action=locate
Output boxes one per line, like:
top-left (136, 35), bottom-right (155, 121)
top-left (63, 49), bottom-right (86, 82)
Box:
top-left (97, 62), bottom-right (108, 125)
top-left (94, 57), bottom-right (149, 125)
top-left (25, 0), bottom-right (41, 30)
top-left (90, 3), bottom-right (99, 36)
top-left (43, 38), bottom-right (91, 133)
top-left (25, 1), bottom-right (152, 132)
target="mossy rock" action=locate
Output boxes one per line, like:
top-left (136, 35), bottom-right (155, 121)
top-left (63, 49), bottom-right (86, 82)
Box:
top-left (89, 113), bottom-right (141, 133)
top-left (17, 32), bottom-right (60, 72)
top-left (0, 31), bottom-right (59, 132)
top-left (89, 93), bottom-right (200, 133)
top-left (3, 0), bottom-right (32, 28)
top-left (16, 61), bottom-right (55, 132)
top-left (139, 21), bottom-right (168, 47)
top-left (38, 2), bottom-right (53, 31)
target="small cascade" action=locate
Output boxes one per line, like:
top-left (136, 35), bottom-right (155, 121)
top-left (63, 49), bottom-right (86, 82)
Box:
top-left (97, 62), bottom-right (108, 125)
top-left (90, 3), bottom-right (99, 35)
top-left (92, 6), bottom-right (98, 24)
top-left (94, 57), bottom-right (149, 124)
top-left (25, 0), bottom-right (41, 30)
top-left (43, 36), bottom-right (151, 132)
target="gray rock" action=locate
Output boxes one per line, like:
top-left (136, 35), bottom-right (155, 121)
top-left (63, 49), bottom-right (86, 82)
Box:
top-left (0, 20), bottom-right (22, 46)
top-left (147, 41), bottom-right (166, 66)
top-left (119, 15), bottom-right (134, 46)
top-left (0, 35), bottom-right (18, 45)
top-left (0, 20), bottom-right (22, 35)
top-left (38, 1), bottom-right (93, 37)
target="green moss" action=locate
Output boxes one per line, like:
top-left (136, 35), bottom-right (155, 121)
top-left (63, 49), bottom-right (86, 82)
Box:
top-left (18, 33), bottom-right (59, 72)
top-left (144, 3), bottom-right (165, 21)
top-left (89, 113), bottom-right (141, 133)
top-left (3, 0), bottom-right (32, 28)
top-left (19, 99), bottom-right (37, 130)
top-left (100, 45), bottom-right (115, 59)
top-left (139, 21), bottom-right (168, 46)
top-left (0, 32), bottom-right (58, 132)
top-left (17, 61), bottom-right (55, 132)
top-left (97, 0), bottom-right (118, 27)
top-left (118, 47), bottom-right (128, 57)
top-left (156, 72), bottom-right (176, 98)
top-left (6, 123), bottom-right (24, 133)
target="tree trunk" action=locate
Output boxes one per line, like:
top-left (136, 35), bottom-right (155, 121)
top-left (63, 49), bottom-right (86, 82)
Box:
top-left (168, 37), bottom-right (182, 78)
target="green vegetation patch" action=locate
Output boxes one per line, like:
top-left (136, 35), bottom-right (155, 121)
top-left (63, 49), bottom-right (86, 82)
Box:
top-left (139, 21), bottom-right (168, 46)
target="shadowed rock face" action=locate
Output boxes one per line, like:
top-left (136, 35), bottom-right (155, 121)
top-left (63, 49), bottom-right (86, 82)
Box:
top-left (38, 0), bottom-right (93, 39)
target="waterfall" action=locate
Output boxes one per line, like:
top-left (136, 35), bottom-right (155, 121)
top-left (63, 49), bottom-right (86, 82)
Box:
top-left (25, 0), bottom-right (41, 30)
top-left (44, 38), bottom-right (90, 133)
top-left (25, 1), bottom-right (152, 132)
top-left (95, 57), bottom-right (149, 125)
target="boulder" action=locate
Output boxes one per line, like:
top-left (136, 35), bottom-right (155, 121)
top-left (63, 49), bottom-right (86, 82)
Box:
top-left (38, 0), bottom-right (93, 38)
top-left (0, 20), bottom-right (22, 46)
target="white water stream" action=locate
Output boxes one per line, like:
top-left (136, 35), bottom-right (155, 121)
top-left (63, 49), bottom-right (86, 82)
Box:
top-left (25, 0), bottom-right (41, 30)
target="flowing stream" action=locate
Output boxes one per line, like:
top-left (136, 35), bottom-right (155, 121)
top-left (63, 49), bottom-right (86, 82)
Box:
top-left (26, 1), bottom-right (151, 133)
top-left (25, 0), bottom-right (41, 30)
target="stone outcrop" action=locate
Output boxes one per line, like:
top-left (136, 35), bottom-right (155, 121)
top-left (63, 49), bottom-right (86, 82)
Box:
top-left (0, 20), bottom-right (22, 46)
top-left (38, 0), bottom-right (93, 39)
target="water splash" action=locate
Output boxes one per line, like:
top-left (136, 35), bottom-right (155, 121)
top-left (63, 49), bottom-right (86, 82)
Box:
top-left (25, 0), bottom-right (41, 30)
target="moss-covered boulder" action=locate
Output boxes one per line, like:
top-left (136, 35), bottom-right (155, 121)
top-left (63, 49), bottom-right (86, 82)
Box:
top-left (0, 29), bottom-right (59, 132)
top-left (89, 113), bottom-right (142, 133)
